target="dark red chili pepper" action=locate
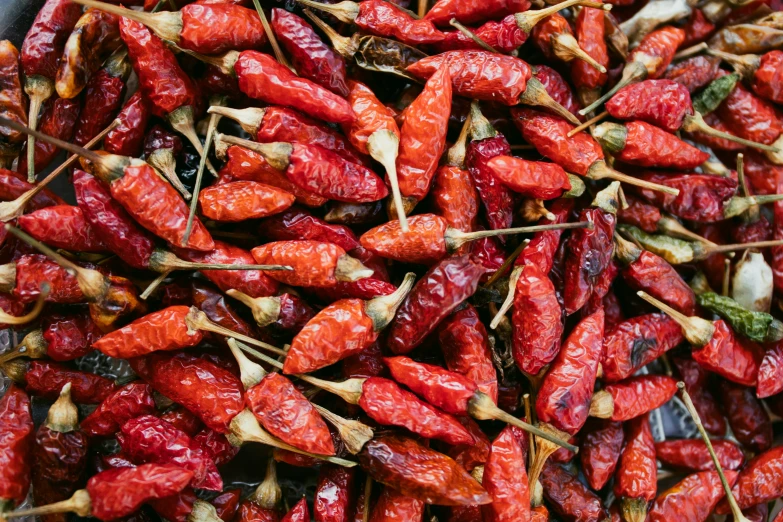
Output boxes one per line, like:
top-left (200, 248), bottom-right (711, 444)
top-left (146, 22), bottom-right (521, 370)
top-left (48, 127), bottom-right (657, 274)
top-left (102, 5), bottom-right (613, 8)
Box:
top-left (41, 312), bottom-right (103, 361)
top-left (618, 194), bottom-right (662, 233)
top-left (81, 382), bottom-right (156, 438)
top-left (717, 81), bottom-right (782, 146)
top-left (212, 489), bottom-right (241, 522)
top-left (0, 41), bottom-right (28, 145)
top-left (716, 446), bottom-right (783, 513)
top-left (18, 205), bottom-right (108, 253)
top-left (681, 9), bottom-right (714, 48)
top-left (606, 79), bottom-right (693, 133)
top-left (103, 91), bottom-right (151, 157)
top-left (435, 15), bottom-right (526, 54)
top-left (718, 380), bottom-right (772, 452)
top-left (0, 169), bottom-right (64, 210)
top-left (758, 342), bottom-right (783, 398)
top-left (370, 486), bottom-right (424, 522)
top-left (482, 425), bottom-right (530, 522)
top-left (590, 375), bottom-right (677, 421)
top-left (16, 97), bottom-right (80, 175)
top-left (161, 408), bottom-right (203, 438)
top-left (21, 0), bottom-right (82, 81)
top-left (193, 428), bottom-right (239, 467)
top-left (280, 498), bottom-right (309, 522)
top-left (12, 254), bottom-right (83, 304)
top-left (23, 361), bottom-right (116, 404)
top-left (541, 461), bottom-right (608, 522)
top-left (580, 418), bottom-right (624, 491)
top-left (655, 439), bottom-right (744, 472)
top-left (534, 65), bottom-right (582, 119)
top-left (664, 55), bottom-right (720, 93)
top-left (753, 50), bottom-right (783, 104)
top-left (573, 7), bottom-right (608, 102)
top-left (630, 172), bottom-right (740, 223)
top-left (424, 0), bottom-right (530, 26)
top-left (602, 314), bottom-right (684, 382)
top-left (388, 254), bottom-right (486, 354)
top-left (0, 385), bottom-right (33, 507)
top-left (314, 465), bottom-right (355, 522)
top-left (148, 488), bottom-right (197, 522)
top-left (72, 55), bottom-right (129, 146)
top-left (358, 434), bottom-right (491, 506)
top-left (614, 415), bottom-right (656, 522)
top-left (261, 207), bottom-right (360, 251)
top-left (238, 499), bottom-right (280, 522)
top-left (537, 308), bottom-right (604, 435)
top-left (672, 356), bottom-right (726, 436)
top-left (647, 470), bottom-right (737, 522)
top-left (271, 9), bottom-right (348, 97)
top-left (131, 352), bottom-right (244, 434)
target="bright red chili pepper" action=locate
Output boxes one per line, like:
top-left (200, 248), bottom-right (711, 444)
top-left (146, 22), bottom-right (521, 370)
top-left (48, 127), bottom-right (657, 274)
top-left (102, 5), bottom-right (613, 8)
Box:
top-left (717, 81), bottom-right (782, 146)
top-left (198, 181), bottom-right (294, 222)
top-left (435, 15), bottom-right (525, 54)
top-left (602, 314), bottom-right (684, 382)
top-left (655, 439), bottom-right (744, 472)
top-left (757, 342), bottom-right (783, 398)
top-left (24, 361), bottom-right (116, 404)
top-left (537, 308), bottom-right (604, 434)
top-left (212, 489), bottom-right (241, 522)
top-left (0, 385), bottom-right (33, 507)
top-left (148, 488), bottom-right (197, 522)
top-left (0, 169), bottom-right (63, 210)
top-left (606, 79), bottom-right (693, 133)
top-left (314, 465), bottom-right (355, 522)
top-left (18, 205), bottom-right (108, 253)
top-left (541, 461), bottom-right (608, 522)
top-left (359, 434), bottom-right (491, 506)
top-left (482, 425), bottom-right (530, 522)
top-left (718, 380), bottom-right (772, 452)
top-left (424, 0), bottom-right (530, 26)
top-left (681, 9), bottom-right (714, 48)
top-left (261, 207), bottom-right (360, 251)
top-left (595, 120), bottom-right (710, 169)
top-left (573, 7), bottom-right (608, 100)
top-left (486, 155), bottom-right (572, 200)
top-left (237, 499), bottom-right (279, 522)
top-left (614, 415), bottom-right (656, 522)
top-left (0, 41), bottom-right (28, 145)
top-left (753, 50), bottom-right (783, 104)
top-left (160, 408), bottom-right (203, 438)
top-left (41, 312), bottom-right (103, 361)
top-left (103, 91), bottom-right (151, 157)
top-left (370, 486), bottom-right (424, 522)
top-left (647, 470), bottom-right (737, 522)
top-left (580, 419), bottom-right (624, 491)
top-left (80, 382), bottom-right (156, 438)
top-left (534, 65), bottom-right (582, 119)
top-left (16, 97), bottom-right (80, 175)
top-left (280, 497), bottom-right (309, 522)
top-left (193, 428), bottom-right (239, 467)
top-left (384, 355), bottom-right (478, 415)
top-left (691, 319), bottom-right (762, 387)
top-left (531, 13), bottom-right (600, 73)
top-left (591, 375), bottom-right (677, 421)
top-left (11, 254), bottom-right (82, 304)
top-left (716, 445), bottom-right (783, 513)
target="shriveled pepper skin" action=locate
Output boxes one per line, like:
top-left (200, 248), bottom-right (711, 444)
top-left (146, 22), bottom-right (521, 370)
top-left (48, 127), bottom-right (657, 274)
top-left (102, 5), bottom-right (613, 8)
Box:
top-left (580, 419), bottom-right (624, 491)
top-left (356, 0), bottom-right (444, 46)
top-left (673, 356), bottom-right (726, 436)
top-left (111, 163), bottom-right (214, 251)
top-left (482, 425), bottom-right (530, 522)
top-left (247, 372), bottom-right (334, 456)
top-left (81, 382), bottom-right (157, 438)
top-left (161, 409), bottom-right (203, 438)
top-left (285, 299), bottom-right (376, 375)
top-left (118, 415), bottom-right (222, 491)
top-left (573, 7), bottom-right (608, 92)
top-left (602, 314), bottom-right (684, 382)
top-left (655, 439), bottom-right (744, 472)
top-left (614, 121), bottom-right (710, 169)
top-left (103, 91), bottom-right (151, 157)
top-left (487, 155), bottom-right (571, 199)
top-left (370, 486), bottom-right (424, 522)
top-left (42, 312), bottom-right (103, 361)
top-left (758, 342), bottom-right (783, 398)
top-left (358, 435), bottom-right (492, 506)
top-left (693, 319), bottom-right (761, 387)
top-left (466, 133), bottom-right (515, 232)
top-left (235, 51), bottom-right (355, 125)
top-left (0, 385), bottom-right (33, 505)
top-left (664, 56), bottom-right (720, 93)
top-left (537, 308), bottom-right (604, 435)
top-left (119, 17), bottom-right (197, 118)
top-left (131, 352), bottom-right (244, 433)
top-left (387, 255), bottom-right (486, 354)
top-left (534, 66), bottom-right (580, 118)
top-left (717, 81), bottom-right (782, 146)
top-left (629, 26), bottom-right (685, 79)
top-left (271, 9), bottom-right (348, 97)
top-left (251, 240), bottom-right (347, 288)
top-left (541, 461), bottom-right (608, 522)
top-left (280, 498), bottom-right (309, 522)
top-left (753, 50), bottom-right (783, 103)
top-left (0, 169), bottom-right (63, 210)
top-left (87, 464), bottom-right (194, 522)
top-left (606, 80), bottom-right (692, 132)
top-left (342, 80), bottom-right (399, 155)
top-left (385, 356), bottom-right (477, 415)
top-left (359, 377), bottom-right (474, 445)
top-left (564, 207), bottom-right (616, 315)
top-left (238, 500), bottom-right (280, 522)
top-left (72, 68), bottom-right (125, 146)
top-left (179, 3), bottom-right (265, 54)
top-left (425, 0), bottom-right (530, 27)
top-left (632, 172), bottom-right (738, 223)
top-left (438, 305), bottom-right (498, 403)
top-left (360, 214), bottom-right (449, 265)
top-left (25, 361), bottom-right (116, 404)
top-left (623, 250), bottom-right (696, 315)
top-left (199, 181), bottom-right (294, 222)
top-left (314, 465), bottom-right (355, 522)
top-left (17, 97), bottom-right (80, 174)
top-left (647, 470), bottom-right (736, 522)
top-left (0, 41), bottom-right (27, 143)
top-left (432, 165), bottom-right (479, 234)
top-left (13, 254), bottom-right (83, 304)
top-left (93, 306), bottom-right (203, 358)
top-left (718, 380), bottom-right (772, 452)
top-left (513, 262), bottom-right (563, 376)
top-left (148, 489), bottom-right (197, 522)
top-left (397, 63), bottom-right (451, 200)
top-left (21, 0), bottom-right (82, 79)
top-left (615, 415), bottom-right (656, 503)
top-left (262, 207), bottom-right (359, 251)
top-left (602, 375), bottom-right (678, 421)
top-left (19, 205), bottom-right (107, 253)
top-left (717, 446), bottom-right (783, 512)
top-left (407, 51), bottom-right (531, 106)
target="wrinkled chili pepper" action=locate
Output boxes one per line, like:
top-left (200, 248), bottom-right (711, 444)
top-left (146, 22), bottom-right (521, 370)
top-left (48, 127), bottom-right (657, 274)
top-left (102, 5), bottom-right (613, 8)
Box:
top-left (81, 382), bottom-right (156, 438)
top-left (103, 91), bottom-right (151, 157)
top-left (18, 205), bottom-right (108, 253)
top-left (647, 470), bottom-right (736, 522)
top-left (580, 418), bottom-right (624, 491)
top-left (532, 13), bottom-right (605, 74)
top-left (425, 0), bottom-right (530, 26)
top-left (664, 55), bottom-right (721, 93)
top-left (16, 97), bottom-right (80, 175)
top-left (18, 361), bottom-right (116, 404)
top-left (0, 385), bottom-right (33, 508)
top-left (161, 408), bottom-right (203, 438)
top-left (590, 375), bottom-right (678, 421)
top-left (0, 41), bottom-right (27, 145)
top-left (715, 445), bottom-right (783, 513)
top-left (614, 415), bottom-right (656, 522)
top-left (72, 51), bottom-right (129, 146)
top-left (482, 424), bottom-right (530, 522)
top-left (37, 312), bottom-right (102, 361)
top-left (718, 380), bottom-right (772, 452)
top-left (655, 439), bottom-right (744, 472)
top-left (370, 486), bottom-right (424, 522)
top-left (541, 461), bottom-right (608, 522)
top-left (573, 7), bottom-right (609, 104)
top-left (672, 356), bottom-right (726, 436)
top-left (697, 291), bottom-right (783, 343)
top-left (0, 169), bottom-right (63, 210)
top-left (198, 181), bottom-right (295, 222)
top-left (313, 465), bottom-right (355, 522)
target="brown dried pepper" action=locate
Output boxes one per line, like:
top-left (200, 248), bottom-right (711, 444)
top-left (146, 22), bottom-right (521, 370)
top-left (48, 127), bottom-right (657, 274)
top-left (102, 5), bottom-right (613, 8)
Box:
top-left (647, 470), bottom-right (736, 522)
top-left (103, 91), bottom-right (151, 157)
top-left (664, 55), bottom-right (720, 93)
top-left (580, 418), bottom-right (624, 491)
top-left (655, 439), bottom-right (744, 472)
top-left (81, 382), bottom-right (156, 438)
top-left (0, 41), bottom-right (27, 145)
top-left (0, 385), bottom-right (33, 508)
top-left (601, 314), bottom-right (684, 382)
top-left (358, 434), bottom-right (491, 506)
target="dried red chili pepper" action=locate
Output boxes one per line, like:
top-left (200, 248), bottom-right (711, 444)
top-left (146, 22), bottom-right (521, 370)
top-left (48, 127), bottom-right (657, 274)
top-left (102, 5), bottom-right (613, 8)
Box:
top-left (278, 498), bottom-right (308, 522)
top-left (718, 380), bottom-right (772, 452)
top-left (211, 489), bottom-right (241, 522)
top-left (481, 425), bottom-right (530, 522)
top-left (541, 461), bottom-right (608, 522)
top-left (161, 408), bottom-right (203, 438)
top-left (72, 51), bottom-right (129, 146)
top-left (614, 415), bottom-right (656, 522)
top-left (370, 486), bottom-right (423, 522)
top-left (251, 241), bottom-right (371, 288)
top-left (260, 207), bottom-right (359, 251)
top-left (716, 445), bottom-right (783, 513)
top-left (193, 428), bottom-right (239, 467)
top-left (0, 385), bottom-right (33, 508)
top-left (532, 13), bottom-right (606, 73)
top-left (18, 205), bottom-right (108, 253)
top-left (17, 361), bottom-right (116, 404)
top-left (55, 8), bottom-right (121, 100)
top-left (359, 435), bottom-right (491, 506)
top-left (716, 81), bottom-right (782, 147)
top-left (148, 489), bottom-right (197, 522)
top-left (665, 55), bottom-right (720, 93)
top-left (0, 169), bottom-right (63, 210)
top-left (537, 307), bottom-right (604, 434)
top-left (757, 342), bottom-right (783, 398)
top-left (131, 351), bottom-right (245, 433)
top-left (580, 418), bottom-right (624, 491)
top-left (81, 382), bottom-right (157, 438)
top-left (16, 97), bottom-right (80, 176)
top-left (198, 181), bottom-right (294, 222)
top-left (655, 439), bottom-right (744, 472)
top-left (313, 465), bottom-right (355, 522)
top-left (573, 7), bottom-right (609, 104)
top-left (9, 254), bottom-right (81, 304)
top-left (672, 356), bottom-right (727, 436)
top-left (103, 91), bottom-right (151, 157)
top-left (0, 41), bottom-right (27, 146)
top-left (425, 0), bottom-right (530, 26)
top-left (39, 312), bottom-right (102, 361)
top-left (618, 194), bottom-right (662, 233)
top-left (647, 470), bottom-right (737, 522)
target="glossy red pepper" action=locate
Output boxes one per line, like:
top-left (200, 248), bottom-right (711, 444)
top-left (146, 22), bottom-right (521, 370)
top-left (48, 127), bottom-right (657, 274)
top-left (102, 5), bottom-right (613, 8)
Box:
top-left (161, 408), bottom-right (203, 438)
top-left (0, 385), bottom-right (33, 506)
top-left (148, 488), bottom-right (197, 522)
top-left (758, 342), bottom-right (783, 398)
top-left (717, 81), bottom-right (782, 146)
top-left (618, 194), bottom-right (662, 233)
top-left (21, 0), bottom-right (82, 80)
top-left (261, 207), bottom-right (360, 251)
top-left (12, 254), bottom-right (83, 304)
top-left (18, 205), bottom-right (108, 253)
top-left (81, 382), bottom-right (157, 438)
top-left (103, 91), bottom-right (151, 157)
top-left (596, 120), bottom-right (710, 169)
top-left (753, 50), bottom-right (783, 103)
top-left (681, 9), bottom-right (714, 48)
top-left (717, 445), bottom-right (783, 513)
top-left (280, 498), bottom-right (309, 522)
top-left (593, 375), bottom-right (677, 421)
top-left (370, 486), bottom-right (424, 522)
top-left (580, 419), bottom-right (624, 491)
top-left (251, 240), bottom-right (366, 288)
top-left (425, 0), bottom-right (530, 26)
top-left (718, 380), bottom-right (772, 452)
top-left (436, 15), bottom-right (526, 54)
top-left (693, 319), bottom-right (762, 387)
top-left (193, 428), bottom-right (239, 467)
top-left (602, 314), bottom-right (684, 382)
top-left (41, 312), bottom-right (103, 361)
top-left (487, 155), bottom-right (571, 199)
top-left (198, 181), bottom-right (294, 222)
top-left (0, 169), bottom-right (64, 210)
top-left (0, 41), bottom-right (27, 145)
top-left (606, 79), bottom-right (693, 133)
top-left (23, 361), bottom-right (116, 404)
top-left (72, 64), bottom-right (128, 146)
top-left (534, 65), bottom-right (582, 119)
top-left (541, 461), bottom-right (608, 522)
top-left (573, 7), bottom-right (608, 97)
top-left (648, 470), bottom-right (736, 522)
top-left (384, 355), bottom-right (477, 415)
top-left (614, 415), bottom-right (656, 519)
top-left (655, 439), bottom-right (744, 471)
top-left (482, 425), bottom-right (530, 522)
top-left (631, 172), bottom-right (738, 223)
top-left (314, 465), bottom-right (355, 522)
top-left (620, 249), bottom-right (696, 315)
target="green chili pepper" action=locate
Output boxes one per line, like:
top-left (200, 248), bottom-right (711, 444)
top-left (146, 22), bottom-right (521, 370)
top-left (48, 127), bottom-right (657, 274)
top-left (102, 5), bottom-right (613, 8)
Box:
top-left (692, 73), bottom-right (740, 116)
top-left (697, 292), bottom-right (783, 342)
top-left (618, 225), bottom-right (695, 265)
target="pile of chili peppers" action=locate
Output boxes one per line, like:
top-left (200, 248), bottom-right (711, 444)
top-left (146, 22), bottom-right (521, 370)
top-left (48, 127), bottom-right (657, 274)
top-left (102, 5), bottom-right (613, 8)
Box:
top-left (4, 0), bottom-right (783, 520)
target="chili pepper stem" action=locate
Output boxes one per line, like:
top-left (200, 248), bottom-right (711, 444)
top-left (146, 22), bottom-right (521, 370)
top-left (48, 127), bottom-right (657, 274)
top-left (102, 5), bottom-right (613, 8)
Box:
top-left (489, 265), bottom-right (523, 330)
top-left (552, 33), bottom-right (607, 73)
top-left (187, 500), bottom-right (221, 522)
top-left (673, 42), bottom-right (708, 61)
top-left (207, 106), bottom-right (266, 137)
top-left (657, 216), bottom-right (720, 248)
top-left (23, 75), bottom-right (54, 183)
top-left (167, 106), bottom-right (218, 177)
top-left (71, 0), bottom-right (182, 43)
top-left (448, 19), bottom-right (499, 53)
top-left (724, 194), bottom-right (783, 219)
top-left (677, 382), bottom-right (751, 522)
top-left (229, 409), bottom-right (358, 466)
top-left (139, 271), bottom-right (170, 300)
top-left (294, 0), bottom-right (359, 24)
top-left (367, 130), bottom-right (408, 232)
top-left (580, 61), bottom-right (647, 116)
top-left (588, 389), bottom-right (613, 418)
top-left (301, 9), bottom-right (359, 58)
top-left (614, 233), bottom-right (643, 265)
top-left (226, 290), bottom-right (281, 327)
top-left (45, 383), bottom-right (78, 432)
top-left (0, 285), bottom-right (48, 326)
top-left (216, 133), bottom-right (293, 171)
top-left (186, 307), bottom-right (287, 356)
top-left (586, 160), bottom-right (680, 196)
top-left (525, 422), bottom-right (574, 492)
top-left (514, 0), bottom-right (609, 34)
top-left (365, 272), bottom-right (416, 331)
top-left (519, 77), bottom-right (580, 125)
top-left (721, 258), bottom-right (731, 296)
top-left (335, 255), bottom-right (374, 282)
top-left (521, 198), bottom-right (556, 222)
top-left (567, 110), bottom-right (608, 137)
top-left (698, 238), bottom-right (783, 259)
top-left (446, 221), bottom-right (592, 251)
top-left (706, 49), bottom-right (760, 80)
top-left (250, 459), bottom-right (282, 509)
top-left (3, 490), bottom-right (91, 518)
top-left (523, 393), bottom-right (536, 464)
top-left (485, 239), bottom-right (529, 287)
top-left (174, 45), bottom-right (239, 77)
top-left (681, 112), bottom-right (780, 152)
top-left (0, 330), bottom-right (46, 365)
top-left (313, 404), bottom-right (373, 454)
top-left (468, 391), bottom-right (578, 452)
top-left (620, 498), bottom-right (648, 522)
top-left (227, 338), bottom-right (267, 389)
top-left (147, 148), bottom-right (192, 200)
top-left (637, 291), bottom-right (714, 346)
top-left (361, 476), bottom-right (372, 522)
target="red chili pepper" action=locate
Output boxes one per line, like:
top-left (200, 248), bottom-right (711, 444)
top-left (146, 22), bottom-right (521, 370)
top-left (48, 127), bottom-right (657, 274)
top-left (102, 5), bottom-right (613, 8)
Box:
top-left (0, 41), bottom-right (28, 145)
top-left (647, 470), bottom-right (737, 522)
top-left (618, 194), bottom-right (662, 233)
top-left (692, 319), bottom-right (762, 387)
top-left (602, 314), bottom-right (684, 382)
top-left (387, 254), bottom-right (486, 354)
top-left (580, 419), bottom-right (624, 491)
top-left (41, 312), bottom-right (103, 361)
top-left (614, 415), bottom-right (656, 521)
top-left (279, 498), bottom-right (309, 522)
top-left (271, 9), bottom-right (349, 97)
top-left (424, 0), bottom-right (530, 26)
top-left (0, 169), bottom-right (63, 211)
top-left (117, 415), bottom-right (222, 491)
top-left (758, 342), bottom-right (783, 398)
top-left (103, 91), bottom-right (151, 157)
top-left (573, 7), bottom-right (608, 100)
top-left (11, 254), bottom-right (81, 304)
top-left (541, 461), bottom-right (608, 522)
top-left (81, 382), bottom-right (156, 438)
top-left (314, 465), bottom-right (355, 522)
top-left (482, 425), bottom-right (530, 522)
top-left (161, 408), bottom-right (203, 438)
top-left (0, 385), bottom-right (33, 506)
top-left (655, 439), bottom-right (744, 472)
top-left (537, 308), bottom-right (604, 435)
top-left (672, 356), bottom-right (727, 436)
top-left (21, 0), bottom-right (82, 81)
top-left (384, 355), bottom-right (477, 415)
top-left (198, 181), bottom-right (294, 222)
top-left (534, 65), bottom-right (582, 119)
top-left (370, 486), bottom-right (424, 522)
top-left (212, 489), bottom-right (241, 522)
top-left (16, 97), bottom-right (80, 175)
top-left (71, 57), bottom-right (129, 146)
top-left (18, 205), bottom-right (108, 253)
top-left (24, 361), bottom-right (116, 404)
top-left (358, 434), bottom-right (491, 506)
top-left (681, 9), bottom-right (715, 47)
top-left (532, 13), bottom-right (605, 75)
top-left (341, 80), bottom-right (399, 157)
top-left (716, 446), bottom-right (783, 513)
top-left (591, 375), bottom-right (677, 421)
top-left (664, 55), bottom-right (720, 93)
top-left (436, 15), bottom-right (526, 54)
top-left (432, 166), bottom-right (478, 238)
top-left (438, 304), bottom-right (498, 403)
top-left (131, 352), bottom-right (244, 433)
top-left (606, 79), bottom-right (693, 133)
top-left (630, 172), bottom-right (740, 223)
top-left (148, 488), bottom-right (197, 522)
top-left (717, 81), bottom-right (782, 146)
top-left (718, 380), bottom-right (772, 452)
top-left (238, 500), bottom-right (279, 522)
top-left (753, 50), bottom-right (783, 104)
top-left (261, 207), bottom-right (360, 251)
top-left (487, 155), bottom-right (572, 200)
top-left (193, 428), bottom-right (239, 467)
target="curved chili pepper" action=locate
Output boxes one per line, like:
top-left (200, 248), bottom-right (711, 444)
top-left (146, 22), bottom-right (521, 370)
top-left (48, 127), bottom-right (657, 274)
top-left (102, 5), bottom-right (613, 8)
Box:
top-left (118, 415), bottom-right (222, 491)
top-left (716, 445), bottom-right (783, 513)
top-left (606, 79), bottom-right (693, 133)
top-left (370, 486), bottom-right (424, 522)
top-left (591, 375), bottom-right (678, 421)
top-left (717, 81), bottom-right (782, 147)
top-left (237, 500), bottom-right (280, 522)
top-left (21, 0), bottom-right (82, 82)
top-left (131, 352), bottom-right (244, 433)
top-left (647, 470), bottom-right (736, 522)
top-left (541, 461), bottom-right (608, 522)
top-left (387, 254), bottom-right (486, 354)
top-left (199, 181), bottom-right (294, 222)
top-left (279, 498), bottom-right (309, 522)
top-left (602, 314), bottom-right (684, 382)
top-left (758, 342), bottom-right (783, 398)
top-left (18, 205), bottom-right (108, 253)
top-left (614, 415), bottom-right (656, 522)
top-left (55, 8), bottom-right (121, 100)
top-left (261, 207), bottom-right (360, 252)
top-left (573, 7), bottom-right (608, 102)
top-left (532, 13), bottom-right (604, 74)
top-left (160, 408), bottom-right (203, 438)
top-left (22, 361), bottom-right (116, 404)
top-left (718, 380), bottom-right (772, 452)
top-left (0, 169), bottom-right (63, 210)
top-left (0, 385), bottom-right (33, 507)
top-left (16, 97), bottom-right (80, 175)
top-left (72, 53), bottom-right (129, 146)
top-left (103, 91), bottom-right (151, 157)
top-left (193, 428), bottom-right (239, 467)
top-left (487, 155), bottom-right (572, 200)
top-left (691, 319), bottom-right (762, 387)
top-left (81, 382), bottom-right (156, 438)
top-left (580, 418), bottom-right (624, 490)
top-left (424, 0), bottom-right (530, 26)
top-left (482, 424), bottom-right (530, 522)
top-left (665, 55), bottom-right (720, 93)
top-left (0, 41), bottom-right (27, 145)
top-left (698, 292), bottom-right (783, 343)
top-left (358, 435), bottom-right (491, 506)
top-left (655, 439), bottom-right (744, 472)
top-left (537, 308), bottom-right (604, 434)
top-left (40, 312), bottom-right (103, 361)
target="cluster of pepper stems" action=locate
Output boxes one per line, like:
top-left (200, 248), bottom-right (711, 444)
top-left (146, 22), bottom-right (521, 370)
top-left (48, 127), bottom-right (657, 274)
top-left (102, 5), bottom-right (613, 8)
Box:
top-left (3, 0), bottom-right (783, 519)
